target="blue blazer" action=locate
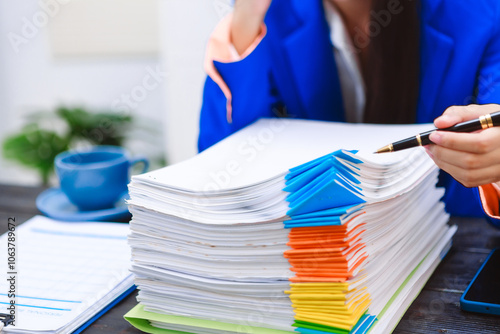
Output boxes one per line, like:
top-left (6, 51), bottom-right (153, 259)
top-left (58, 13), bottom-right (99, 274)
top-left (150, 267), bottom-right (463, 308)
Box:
top-left (199, 0), bottom-right (500, 222)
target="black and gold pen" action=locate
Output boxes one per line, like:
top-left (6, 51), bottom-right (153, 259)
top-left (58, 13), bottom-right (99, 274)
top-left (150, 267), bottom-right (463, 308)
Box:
top-left (376, 111), bottom-right (500, 154)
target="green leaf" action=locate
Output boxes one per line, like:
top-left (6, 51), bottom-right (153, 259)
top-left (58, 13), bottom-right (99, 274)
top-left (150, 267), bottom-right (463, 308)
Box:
top-left (56, 107), bottom-right (133, 146)
top-left (2, 125), bottom-right (69, 185)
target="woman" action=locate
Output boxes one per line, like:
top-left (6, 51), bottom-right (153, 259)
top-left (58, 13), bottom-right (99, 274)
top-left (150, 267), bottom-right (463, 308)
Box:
top-left (198, 0), bottom-right (500, 223)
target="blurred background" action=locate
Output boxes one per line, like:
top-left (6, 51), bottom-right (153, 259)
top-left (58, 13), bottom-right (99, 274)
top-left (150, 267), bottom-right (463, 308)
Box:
top-left (0, 0), bottom-right (232, 186)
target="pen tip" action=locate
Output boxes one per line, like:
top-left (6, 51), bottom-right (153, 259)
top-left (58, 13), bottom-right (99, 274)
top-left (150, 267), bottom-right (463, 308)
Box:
top-left (375, 144), bottom-right (393, 154)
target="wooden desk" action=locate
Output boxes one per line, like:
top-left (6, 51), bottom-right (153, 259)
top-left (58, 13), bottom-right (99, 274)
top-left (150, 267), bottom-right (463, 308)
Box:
top-left (1, 184), bottom-right (499, 333)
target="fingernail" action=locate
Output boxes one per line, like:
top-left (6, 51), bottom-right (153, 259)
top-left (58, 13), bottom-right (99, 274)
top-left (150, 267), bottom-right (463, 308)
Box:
top-left (429, 131), bottom-right (442, 144)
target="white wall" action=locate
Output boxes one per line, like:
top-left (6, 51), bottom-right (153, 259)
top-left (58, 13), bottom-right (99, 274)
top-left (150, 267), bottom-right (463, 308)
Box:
top-left (159, 0), bottom-right (232, 164)
top-left (0, 0), bottom-right (166, 185)
top-left (0, 0), bottom-right (231, 185)
top-left (48, 0), bottom-right (159, 58)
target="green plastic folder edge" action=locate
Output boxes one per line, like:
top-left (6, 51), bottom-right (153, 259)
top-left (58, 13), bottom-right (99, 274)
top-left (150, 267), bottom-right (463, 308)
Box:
top-left (124, 304), bottom-right (296, 334)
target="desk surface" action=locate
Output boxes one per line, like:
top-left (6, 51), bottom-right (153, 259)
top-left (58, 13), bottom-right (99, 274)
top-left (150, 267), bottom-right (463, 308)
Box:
top-left (0, 184), bottom-right (499, 333)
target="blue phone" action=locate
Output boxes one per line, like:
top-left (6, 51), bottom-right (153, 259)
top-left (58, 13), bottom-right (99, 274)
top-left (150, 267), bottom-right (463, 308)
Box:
top-left (460, 248), bottom-right (500, 315)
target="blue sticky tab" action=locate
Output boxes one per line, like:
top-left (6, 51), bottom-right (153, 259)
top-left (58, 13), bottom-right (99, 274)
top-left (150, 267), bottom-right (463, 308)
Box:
top-left (331, 158), bottom-right (360, 184)
top-left (284, 221), bottom-right (342, 228)
top-left (286, 153), bottom-right (332, 180)
top-left (285, 158), bottom-right (335, 192)
top-left (286, 216), bottom-right (342, 223)
top-left (294, 314), bottom-right (376, 334)
top-left (285, 216), bottom-right (342, 227)
top-left (285, 150), bottom-right (365, 218)
top-left (287, 176), bottom-right (365, 216)
top-left (337, 150), bottom-right (362, 164)
top-left (351, 315), bottom-right (377, 334)
top-left (286, 149), bottom-right (357, 181)
top-left (287, 169), bottom-right (335, 203)
top-left (290, 204), bottom-right (356, 220)
top-left (336, 174), bottom-right (363, 197)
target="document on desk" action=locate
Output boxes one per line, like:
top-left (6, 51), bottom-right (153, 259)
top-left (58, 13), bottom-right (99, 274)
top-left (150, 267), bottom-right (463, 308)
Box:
top-left (0, 215), bottom-right (134, 333)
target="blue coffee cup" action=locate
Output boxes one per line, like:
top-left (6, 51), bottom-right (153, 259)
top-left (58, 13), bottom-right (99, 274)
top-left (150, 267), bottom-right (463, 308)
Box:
top-left (55, 146), bottom-right (148, 211)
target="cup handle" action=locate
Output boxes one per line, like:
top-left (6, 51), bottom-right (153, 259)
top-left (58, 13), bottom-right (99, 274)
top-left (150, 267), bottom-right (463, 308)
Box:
top-left (129, 156), bottom-right (149, 174)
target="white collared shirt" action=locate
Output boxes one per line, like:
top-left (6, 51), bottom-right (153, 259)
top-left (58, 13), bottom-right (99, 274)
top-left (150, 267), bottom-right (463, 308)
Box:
top-left (323, 0), bottom-right (366, 123)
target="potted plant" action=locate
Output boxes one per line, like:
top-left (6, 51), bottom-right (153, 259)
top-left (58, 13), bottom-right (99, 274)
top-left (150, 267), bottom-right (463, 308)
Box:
top-left (3, 107), bottom-right (133, 185)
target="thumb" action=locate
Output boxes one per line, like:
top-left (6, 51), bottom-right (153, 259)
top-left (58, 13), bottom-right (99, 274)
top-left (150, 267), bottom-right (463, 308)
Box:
top-left (434, 104), bottom-right (499, 129)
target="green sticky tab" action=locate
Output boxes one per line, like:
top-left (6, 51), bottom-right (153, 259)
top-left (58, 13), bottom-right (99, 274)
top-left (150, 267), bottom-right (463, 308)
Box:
top-left (293, 320), bottom-right (350, 334)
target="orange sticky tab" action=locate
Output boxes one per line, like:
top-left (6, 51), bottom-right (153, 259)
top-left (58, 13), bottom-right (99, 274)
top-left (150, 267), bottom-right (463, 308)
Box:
top-left (291, 268), bottom-right (349, 274)
top-left (284, 247), bottom-right (345, 257)
top-left (290, 276), bottom-right (348, 283)
top-left (287, 240), bottom-right (350, 249)
top-left (478, 183), bottom-right (500, 218)
top-left (290, 263), bottom-right (348, 270)
top-left (289, 225), bottom-right (347, 234)
top-left (288, 257), bottom-right (349, 265)
top-left (288, 233), bottom-right (347, 241)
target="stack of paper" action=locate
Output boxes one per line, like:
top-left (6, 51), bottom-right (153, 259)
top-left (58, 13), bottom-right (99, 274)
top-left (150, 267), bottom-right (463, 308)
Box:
top-left (125, 119), bottom-right (456, 334)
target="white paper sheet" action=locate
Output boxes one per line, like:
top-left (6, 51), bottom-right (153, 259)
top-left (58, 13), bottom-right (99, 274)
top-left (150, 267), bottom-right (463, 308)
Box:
top-left (132, 119), bottom-right (434, 192)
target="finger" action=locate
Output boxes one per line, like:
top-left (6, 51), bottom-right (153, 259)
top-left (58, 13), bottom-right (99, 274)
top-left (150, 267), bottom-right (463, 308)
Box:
top-left (433, 106), bottom-right (466, 128)
top-left (427, 145), bottom-right (481, 170)
top-left (434, 104), bottom-right (500, 128)
top-left (429, 127), bottom-right (500, 154)
top-left (427, 143), bottom-right (500, 171)
top-left (429, 158), bottom-right (500, 187)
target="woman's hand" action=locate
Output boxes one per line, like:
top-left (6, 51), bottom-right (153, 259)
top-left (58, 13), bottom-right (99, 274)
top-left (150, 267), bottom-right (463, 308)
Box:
top-left (231, 0), bottom-right (272, 55)
top-left (426, 104), bottom-right (500, 187)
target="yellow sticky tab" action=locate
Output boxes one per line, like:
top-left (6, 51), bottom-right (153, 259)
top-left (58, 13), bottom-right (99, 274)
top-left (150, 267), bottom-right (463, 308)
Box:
top-left (289, 294), bottom-right (347, 301)
top-left (291, 300), bottom-right (346, 307)
top-left (293, 306), bottom-right (350, 315)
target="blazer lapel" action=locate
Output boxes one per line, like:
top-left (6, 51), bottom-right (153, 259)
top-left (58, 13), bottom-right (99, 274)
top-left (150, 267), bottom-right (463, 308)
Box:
top-left (417, 0), bottom-right (454, 122)
top-left (273, 0), bottom-right (345, 122)
top-left (270, 0), bottom-right (453, 124)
